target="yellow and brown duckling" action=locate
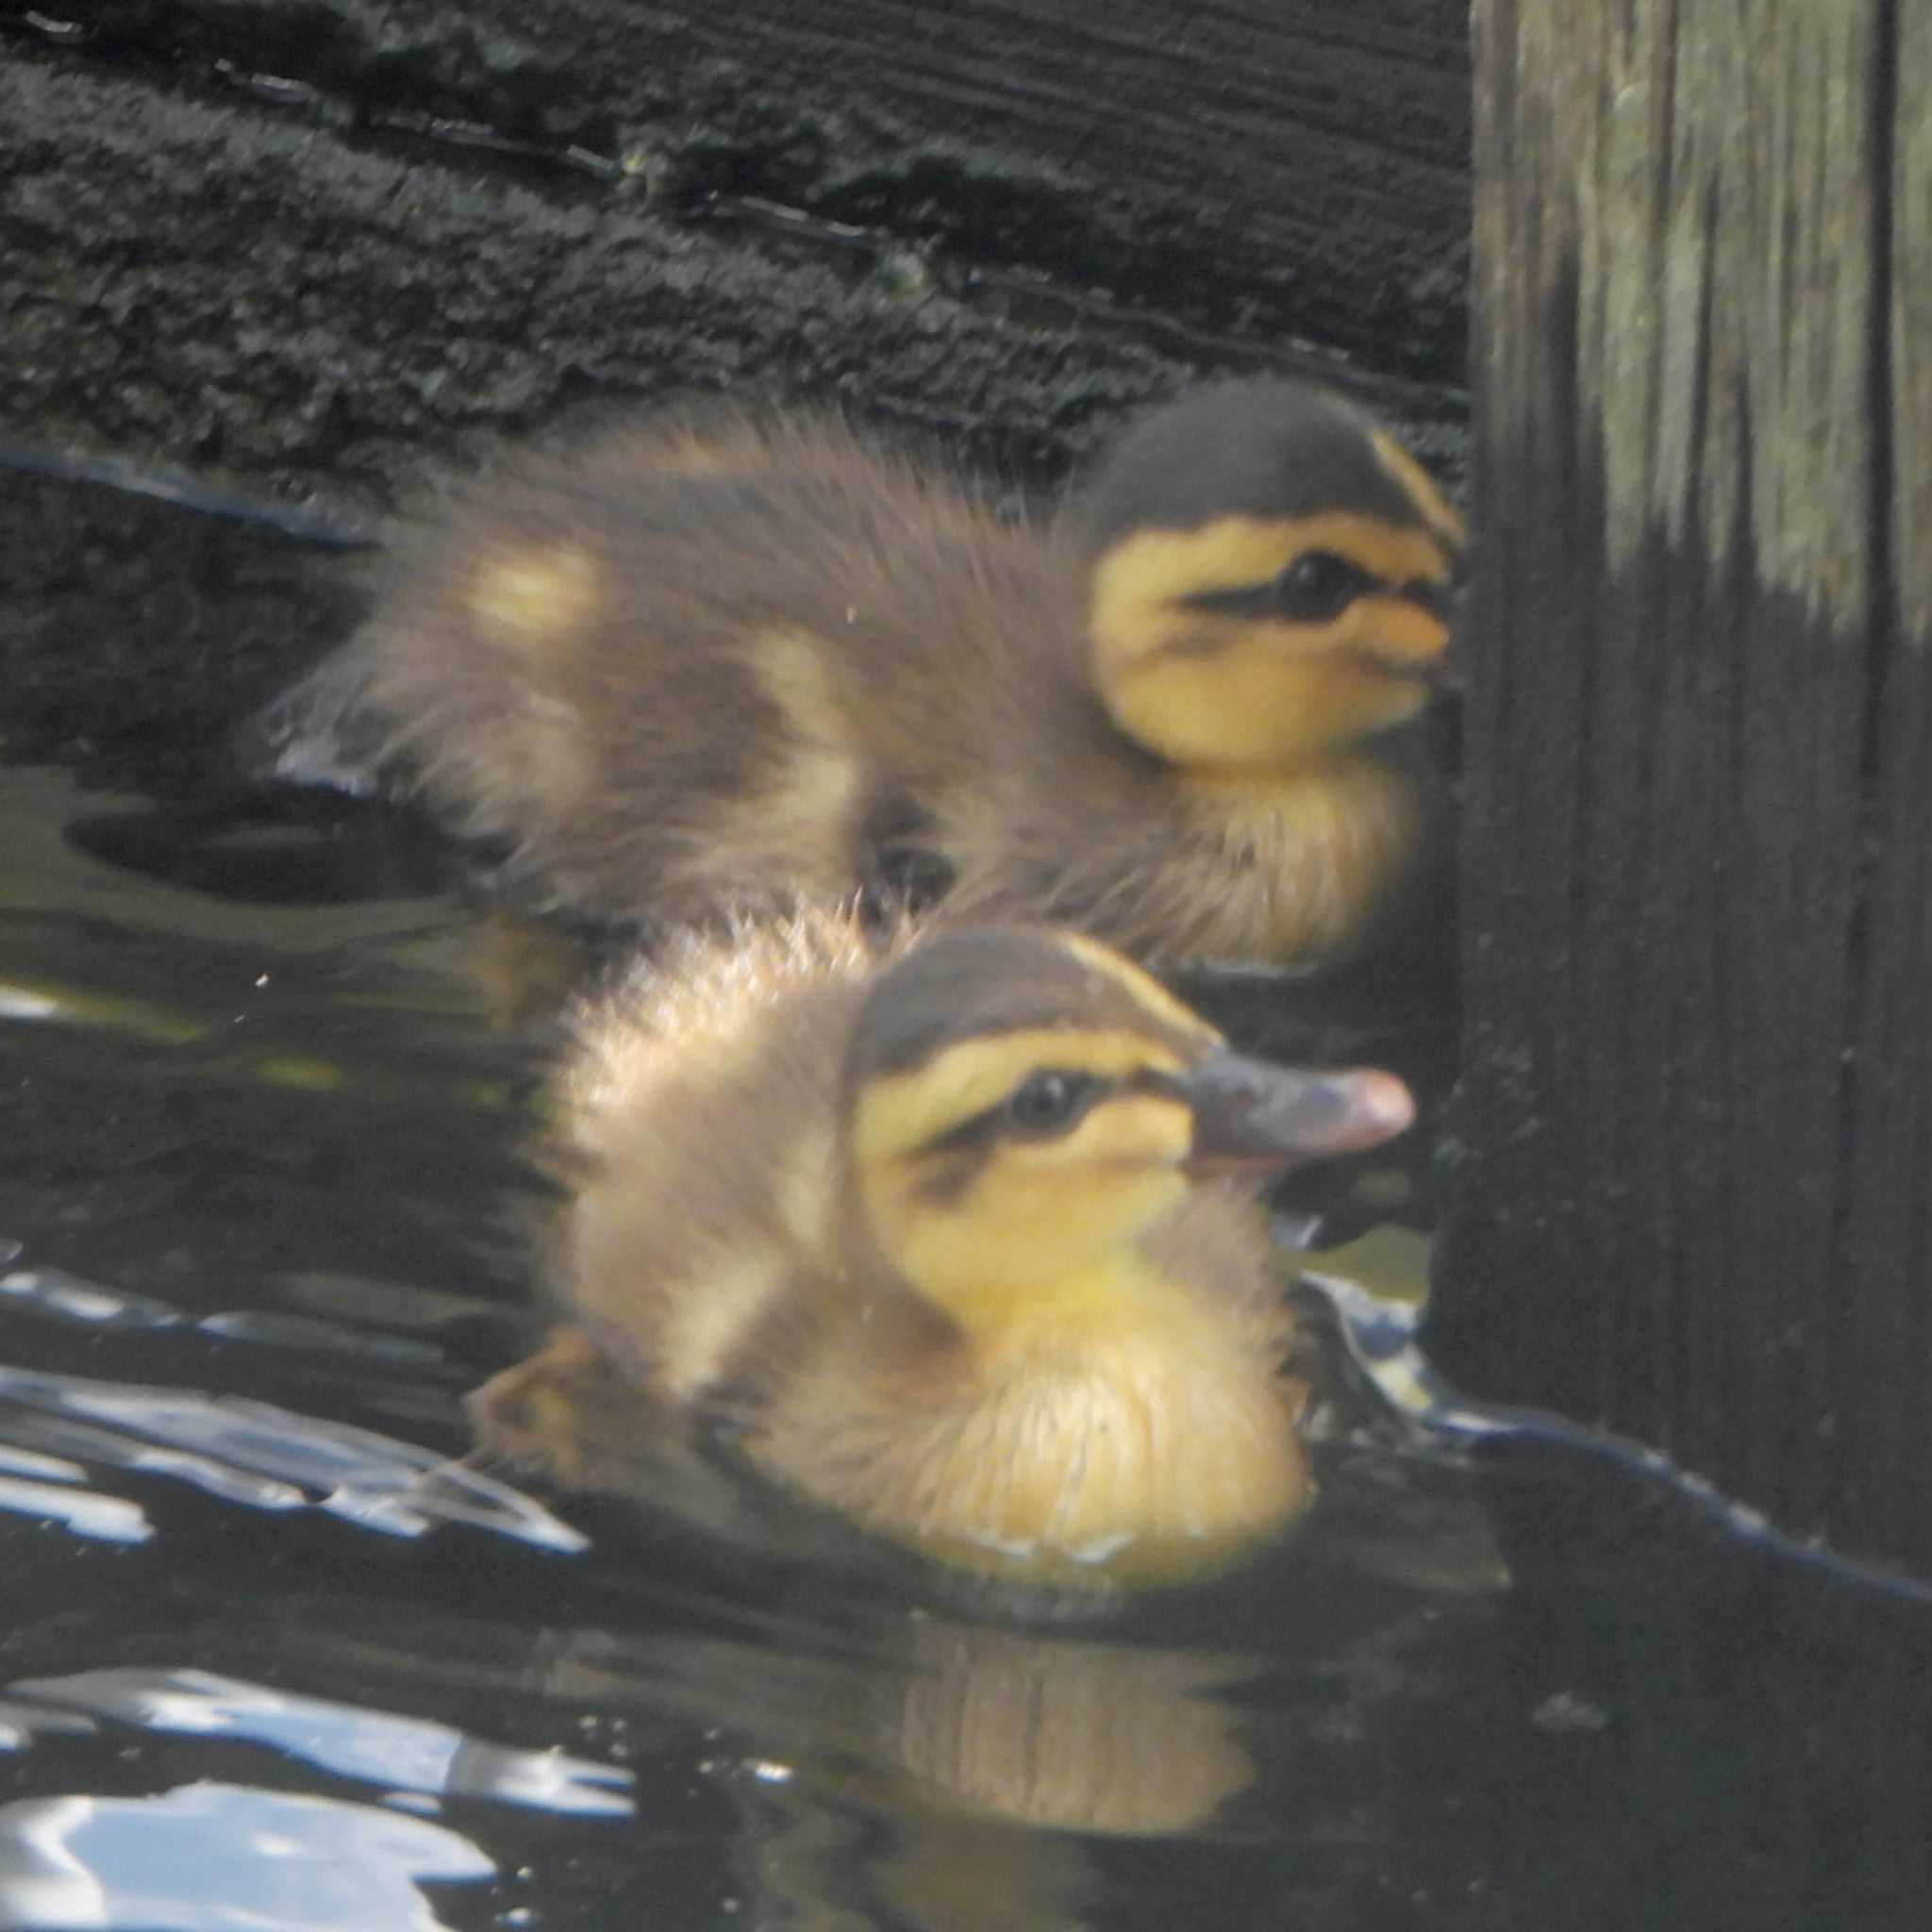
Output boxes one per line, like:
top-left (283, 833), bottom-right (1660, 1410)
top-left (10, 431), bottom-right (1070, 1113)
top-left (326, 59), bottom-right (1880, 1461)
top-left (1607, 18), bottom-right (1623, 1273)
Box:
top-left (473, 917), bottom-right (1415, 1596)
top-left (258, 378), bottom-right (1463, 971)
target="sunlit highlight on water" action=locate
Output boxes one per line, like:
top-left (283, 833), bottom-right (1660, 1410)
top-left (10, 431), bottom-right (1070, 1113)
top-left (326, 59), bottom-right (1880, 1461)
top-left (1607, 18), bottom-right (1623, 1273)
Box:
top-left (0, 1784), bottom-right (494, 1931)
top-left (8, 1669), bottom-right (635, 1818)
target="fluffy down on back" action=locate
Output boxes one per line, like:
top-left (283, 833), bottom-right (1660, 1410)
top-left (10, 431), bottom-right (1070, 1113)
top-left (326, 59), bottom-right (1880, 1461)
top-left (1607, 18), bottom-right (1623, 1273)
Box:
top-left (253, 380), bottom-right (1462, 970)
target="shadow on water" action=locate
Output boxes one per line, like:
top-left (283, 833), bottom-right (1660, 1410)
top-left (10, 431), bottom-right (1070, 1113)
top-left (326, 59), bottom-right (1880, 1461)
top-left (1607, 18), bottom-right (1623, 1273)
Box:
top-left (6, 617), bottom-right (1932, 1924)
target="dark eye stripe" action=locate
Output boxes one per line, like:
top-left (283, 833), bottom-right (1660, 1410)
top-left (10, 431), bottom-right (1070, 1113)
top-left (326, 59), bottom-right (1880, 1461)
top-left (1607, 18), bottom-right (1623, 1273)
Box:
top-left (1182, 576), bottom-right (1459, 625)
top-left (921, 1074), bottom-right (1103, 1156)
top-left (1183, 575), bottom-right (1374, 621)
top-left (1401, 577), bottom-right (1458, 620)
top-left (915, 1066), bottom-right (1184, 1159)
top-left (1181, 581), bottom-right (1298, 619)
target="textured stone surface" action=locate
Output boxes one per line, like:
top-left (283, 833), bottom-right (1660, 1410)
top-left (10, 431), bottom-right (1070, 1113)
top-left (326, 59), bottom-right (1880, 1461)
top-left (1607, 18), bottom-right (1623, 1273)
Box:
top-left (0, 6), bottom-right (1469, 786)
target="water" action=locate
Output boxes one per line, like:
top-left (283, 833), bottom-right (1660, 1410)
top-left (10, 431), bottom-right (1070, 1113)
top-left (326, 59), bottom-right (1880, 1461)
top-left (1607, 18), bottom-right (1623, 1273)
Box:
top-left (6, 514), bottom-right (1932, 1930)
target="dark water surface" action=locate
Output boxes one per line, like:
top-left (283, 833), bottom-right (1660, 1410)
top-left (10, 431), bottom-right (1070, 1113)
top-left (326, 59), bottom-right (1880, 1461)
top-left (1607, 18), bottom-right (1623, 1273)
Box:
top-left (6, 505), bottom-right (1932, 1932)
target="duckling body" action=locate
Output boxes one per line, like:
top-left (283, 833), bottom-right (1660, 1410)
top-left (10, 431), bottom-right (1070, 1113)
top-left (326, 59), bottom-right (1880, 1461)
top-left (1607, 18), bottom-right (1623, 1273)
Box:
top-left (265, 381), bottom-right (1461, 968)
top-left (938, 692), bottom-right (1435, 967)
top-left (474, 919), bottom-right (1415, 1594)
top-left (338, 414), bottom-right (1060, 924)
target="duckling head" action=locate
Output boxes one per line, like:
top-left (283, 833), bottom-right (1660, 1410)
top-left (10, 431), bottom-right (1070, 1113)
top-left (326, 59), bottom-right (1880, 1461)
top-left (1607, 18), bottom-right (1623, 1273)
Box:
top-left (1071, 379), bottom-right (1465, 774)
top-left (842, 926), bottom-right (1414, 1345)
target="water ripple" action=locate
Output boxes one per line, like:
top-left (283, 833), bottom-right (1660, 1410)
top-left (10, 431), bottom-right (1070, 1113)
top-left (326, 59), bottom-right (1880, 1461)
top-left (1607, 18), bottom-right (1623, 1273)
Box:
top-left (0, 1365), bottom-right (583, 1553)
top-left (0, 1782), bottom-right (493, 1931)
top-left (8, 1668), bottom-right (634, 1819)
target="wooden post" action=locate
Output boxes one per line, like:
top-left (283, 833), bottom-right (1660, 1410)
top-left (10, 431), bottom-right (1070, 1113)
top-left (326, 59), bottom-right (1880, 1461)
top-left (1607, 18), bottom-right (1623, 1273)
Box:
top-left (1433, 0), bottom-right (1931, 1572)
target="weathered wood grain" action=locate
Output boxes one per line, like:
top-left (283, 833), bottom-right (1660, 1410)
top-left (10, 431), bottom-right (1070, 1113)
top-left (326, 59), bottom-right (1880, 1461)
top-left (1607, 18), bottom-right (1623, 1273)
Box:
top-left (0, 0), bottom-right (1469, 788)
top-left (20, 0), bottom-right (1469, 385)
top-left (1838, 0), bottom-right (1932, 1568)
top-left (1438, 0), bottom-right (1929, 1569)
top-left (0, 0), bottom-right (1469, 509)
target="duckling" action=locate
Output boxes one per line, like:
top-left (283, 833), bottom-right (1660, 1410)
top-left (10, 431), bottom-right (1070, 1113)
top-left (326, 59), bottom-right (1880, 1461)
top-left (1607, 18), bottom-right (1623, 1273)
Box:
top-left (943, 382), bottom-right (1465, 964)
top-left (472, 917), bottom-right (1415, 1596)
top-left (254, 378), bottom-right (1462, 969)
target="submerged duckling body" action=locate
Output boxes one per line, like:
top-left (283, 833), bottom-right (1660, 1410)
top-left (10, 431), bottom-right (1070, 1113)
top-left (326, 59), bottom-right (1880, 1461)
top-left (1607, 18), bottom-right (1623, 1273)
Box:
top-left (259, 380), bottom-right (1462, 969)
top-left (474, 919), bottom-right (1415, 1594)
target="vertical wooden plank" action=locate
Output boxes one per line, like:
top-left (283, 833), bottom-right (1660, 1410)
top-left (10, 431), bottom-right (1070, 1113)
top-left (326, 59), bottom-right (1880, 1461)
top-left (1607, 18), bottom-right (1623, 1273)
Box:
top-left (1437, 0), bottom-right (1922, 1563)
top-left (1898, 0), bottom-right (1932, 652)
top-left (1838, 0), bottom-right (1932, 1564)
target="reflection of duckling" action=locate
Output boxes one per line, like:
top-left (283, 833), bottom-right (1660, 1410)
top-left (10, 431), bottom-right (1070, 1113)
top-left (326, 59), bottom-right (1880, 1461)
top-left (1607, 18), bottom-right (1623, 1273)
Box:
top-left (262, 379), bottom-right (1462, 970)
top-left (473, 918), bottom-right (1414, 1595)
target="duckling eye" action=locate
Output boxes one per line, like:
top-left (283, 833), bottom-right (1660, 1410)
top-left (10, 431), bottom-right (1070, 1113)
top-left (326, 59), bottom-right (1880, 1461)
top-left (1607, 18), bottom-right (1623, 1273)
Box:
top-left (1004, 1070), bottom-right (1099, 1135)
top-left (1274, 550), bottom-right (1370, 621)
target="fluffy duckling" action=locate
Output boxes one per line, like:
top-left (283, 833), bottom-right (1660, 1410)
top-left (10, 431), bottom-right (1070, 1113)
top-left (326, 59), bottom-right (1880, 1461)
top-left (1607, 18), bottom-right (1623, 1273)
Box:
top-left (472, 918), bottom-right (1415, 1595)
top-left (255, 378), bottom-right (1462, 969)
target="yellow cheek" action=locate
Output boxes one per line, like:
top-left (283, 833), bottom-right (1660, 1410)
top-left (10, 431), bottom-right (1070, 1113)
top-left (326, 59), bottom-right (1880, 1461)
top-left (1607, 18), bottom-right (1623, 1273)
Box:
top-left (1342, 593), bottom-right (1450, 668)
top-left (1294, 658), bottom-right (1434, 746)
top-left (864, 1094), bottom-right (1195, 1329)
top-left (878, 1165), bottom-right (1193, 1339)
top-left (1104, 641), bottom-right (1432, 770)
top-left (983, 1105), bottom-right (1192, 1244)
top-left (1088, 512), bottom-right (1455, 772)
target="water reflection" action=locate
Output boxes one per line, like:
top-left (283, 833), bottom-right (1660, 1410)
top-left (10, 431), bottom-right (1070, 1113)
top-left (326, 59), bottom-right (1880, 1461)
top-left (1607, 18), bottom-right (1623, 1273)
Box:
top-left (889, 1620), bottom-right (1253, 1835)
top-left (9, 1669), bottom-right (632, 1818)
top-left (533, 1610), bottom-right (1273, 1839)
top-left (0, 1707), bottom-right (95, 1754)
top-left (0, 1783), bottom-right (493, 1931)
top-left (0, 1363), bottom-right (584, 1550)
top-left (11, 740), bottom-right (1932, 1928)
top-left (0, 749), bottom-right (1485, 1931)
top-left (0, 1473), bottom-right (152, 1546)
top-left (0, 1264), bottom-right (190, 1333)
top-left (167, 1575), bottom-right (1441, 1931)
top-left (0, 1255), bottom-right (445, 1367)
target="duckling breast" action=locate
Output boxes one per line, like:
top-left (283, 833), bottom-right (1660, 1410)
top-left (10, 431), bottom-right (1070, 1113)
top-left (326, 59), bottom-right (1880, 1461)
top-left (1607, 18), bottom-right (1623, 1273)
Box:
top-left (942, 726), bottom-right (1437, 969)
top-left (751, 1217), bottom-right (1311, 1594)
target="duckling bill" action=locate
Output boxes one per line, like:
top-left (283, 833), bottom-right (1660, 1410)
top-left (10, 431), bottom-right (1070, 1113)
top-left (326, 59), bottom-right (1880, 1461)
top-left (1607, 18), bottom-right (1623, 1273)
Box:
top-left (252, 379), bottom-right (1463, 970)
top-left (473, 919), bottom-right (1415, 1596)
